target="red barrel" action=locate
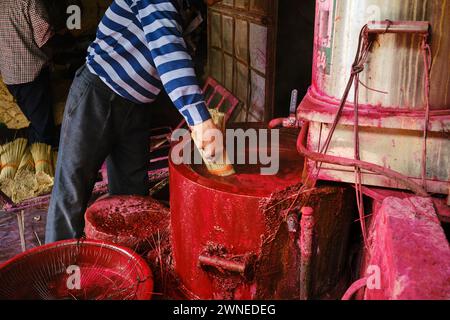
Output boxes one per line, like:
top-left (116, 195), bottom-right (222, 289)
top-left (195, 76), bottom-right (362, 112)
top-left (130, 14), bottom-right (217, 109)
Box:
top-left (169, 126), bottom-right (304, 299)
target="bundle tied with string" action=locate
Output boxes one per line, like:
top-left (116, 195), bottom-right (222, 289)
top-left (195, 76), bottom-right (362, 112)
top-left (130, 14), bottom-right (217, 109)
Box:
top-left (192, 109), bottom-right (235, 177)
top-left (18, 148), bottom-right (35, 172)
top-left (31, 143), bottom-right (53, 175)
top-left (10, 148), bottom-right (38, 204)
top-left (0, 141), bottom-right (56, 204)
top-left (0, 77), bottom-right (29, 129)
top-left (31, 143), bottom-right (55, 195)
top-left (0, 138), bottom-right (27, 180)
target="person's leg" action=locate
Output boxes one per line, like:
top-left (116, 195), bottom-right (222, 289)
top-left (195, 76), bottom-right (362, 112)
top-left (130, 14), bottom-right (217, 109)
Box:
top-left (45, 66), bottom-right (115, 243)
top-left (7, 68), bottom-right (56, 146)
top-left (106, 97), bottom-right (151, 196)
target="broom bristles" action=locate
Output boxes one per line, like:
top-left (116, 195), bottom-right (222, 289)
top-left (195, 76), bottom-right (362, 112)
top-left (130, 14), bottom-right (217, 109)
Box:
top-left (18, 147), bottom-right (35, 172)
top-left (31, 143), bottom-right (53, 176)
top-left (0, 138), bottom-right (28, 180)
top-left (209, 109), bottom-right (225, 131)
top-left (1, 141), bottom-right (56, 204)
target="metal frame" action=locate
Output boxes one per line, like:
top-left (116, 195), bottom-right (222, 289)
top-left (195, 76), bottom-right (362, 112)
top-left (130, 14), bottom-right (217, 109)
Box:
top-left (175, 76), bottom-right (240, 130)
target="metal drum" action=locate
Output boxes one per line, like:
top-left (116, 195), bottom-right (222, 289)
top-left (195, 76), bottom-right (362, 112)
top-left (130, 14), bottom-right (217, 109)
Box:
top-left (312, 0), bottom-right (449, 110)
top-left (299, 0), bottom-right (450, 195)
top-left (169, 126), bottom-right (304, 299)
top-left (169, 125), bottom-right (355, 300)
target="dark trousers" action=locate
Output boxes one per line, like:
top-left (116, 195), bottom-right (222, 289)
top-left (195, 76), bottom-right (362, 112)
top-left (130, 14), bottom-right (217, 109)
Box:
top-left (7, 68), bottom-right (56, 146)
top-left (45, 65), bottom-right (151, 243)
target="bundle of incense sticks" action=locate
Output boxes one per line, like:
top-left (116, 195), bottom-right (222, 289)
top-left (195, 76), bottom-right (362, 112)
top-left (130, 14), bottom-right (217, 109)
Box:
top-left (192, 109), bottom-right (235, 177)
top-left (17, 148), bottom-right (35, 172)
top-left (0, 141), bottom-right (57, 204)
top-left (0, 138), bottom-right (27, 180)
top-left (31, 143), bottom-right (53, 176)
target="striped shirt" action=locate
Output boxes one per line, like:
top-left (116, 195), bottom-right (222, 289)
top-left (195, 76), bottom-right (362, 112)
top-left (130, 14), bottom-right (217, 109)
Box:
top-left (86, 0), bottom-right (211, 126)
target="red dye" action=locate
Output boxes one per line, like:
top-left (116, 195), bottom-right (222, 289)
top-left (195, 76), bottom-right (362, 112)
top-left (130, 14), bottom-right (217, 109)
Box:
top-left (190, 132), bottom-right (304, 197)
top-left (85, 195), bottom-right (170, 250)
top-left (363, 197), bottom-right (450, 300)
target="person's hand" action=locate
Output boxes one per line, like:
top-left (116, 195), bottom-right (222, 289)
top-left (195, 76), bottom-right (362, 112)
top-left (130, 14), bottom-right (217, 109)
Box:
top-left (190, 119), bottom-right (222, 161)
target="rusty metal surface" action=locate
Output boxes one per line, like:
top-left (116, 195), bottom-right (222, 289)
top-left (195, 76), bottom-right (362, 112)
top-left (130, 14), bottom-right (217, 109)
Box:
top-left (299, 207), bottom-right (315, 300)
top-left (256, 184), bottom-right (355, 300)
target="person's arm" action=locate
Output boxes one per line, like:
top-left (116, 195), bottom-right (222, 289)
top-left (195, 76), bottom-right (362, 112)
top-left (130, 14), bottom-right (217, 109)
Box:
top-left (28, 0), bottom-right (55, 53)
top-left (135, 0), bottom-right (211, 125)
top-left (135, 0), bottom-right (218, 155)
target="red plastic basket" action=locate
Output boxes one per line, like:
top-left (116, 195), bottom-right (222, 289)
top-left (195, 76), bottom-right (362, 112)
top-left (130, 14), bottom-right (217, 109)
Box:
top-left (0, 239), bottom-right (153, 300)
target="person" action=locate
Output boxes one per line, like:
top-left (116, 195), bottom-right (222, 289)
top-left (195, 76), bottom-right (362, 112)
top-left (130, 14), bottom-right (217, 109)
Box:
top-left (0, 0), bottom-right (57, 146)
top-left (45, 0), bottom-right (220, 243)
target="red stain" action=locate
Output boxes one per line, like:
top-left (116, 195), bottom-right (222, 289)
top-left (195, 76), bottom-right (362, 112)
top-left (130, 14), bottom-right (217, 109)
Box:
top-left (85, 195), bottom-right (170, 250)
top-left (363, 196), bottom-right (450, 300)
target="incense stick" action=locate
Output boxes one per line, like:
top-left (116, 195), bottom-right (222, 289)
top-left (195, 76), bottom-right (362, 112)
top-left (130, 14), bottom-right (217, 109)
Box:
top-left (192, 109), bottom-right (235, 177)
top-left (31, 143), bottom-right (53, 176)
top-left (0, 138), bottom-right (27, 180)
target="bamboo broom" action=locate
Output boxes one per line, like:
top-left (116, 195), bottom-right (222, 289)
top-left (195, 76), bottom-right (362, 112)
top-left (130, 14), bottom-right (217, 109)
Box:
top-left (191, 109), bottom-right (235, 177)
top-left (31, 143), bottom-right (55, 196)
top-left (10, 160), bottom-right (39, 204)
top-left (0, 138), bottom-right (28, 180)
top-left (17, 147), bottom-right (35, 173)
top-left (30, 143), bottom-right (53, 176)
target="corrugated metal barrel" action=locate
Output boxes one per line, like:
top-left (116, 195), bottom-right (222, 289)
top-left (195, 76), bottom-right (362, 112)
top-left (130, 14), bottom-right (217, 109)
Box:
top-left (311, 0), bottom-right (449, 110)
top-left (299, 0), bottom-right (450, 195)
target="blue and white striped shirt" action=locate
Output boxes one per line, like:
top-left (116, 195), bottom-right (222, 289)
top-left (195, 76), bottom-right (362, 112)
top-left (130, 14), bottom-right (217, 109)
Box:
top-left (86, 0), bottom-right (211, 126)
